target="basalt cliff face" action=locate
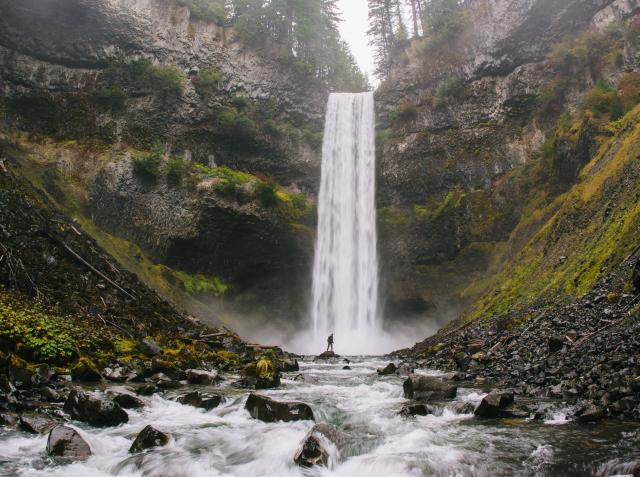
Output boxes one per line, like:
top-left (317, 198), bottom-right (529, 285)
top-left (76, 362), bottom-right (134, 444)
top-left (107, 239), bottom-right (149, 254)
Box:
top-left (0, 0), bottom-right (326, 334)
top-left (375, 0), bottom-right (640, 327)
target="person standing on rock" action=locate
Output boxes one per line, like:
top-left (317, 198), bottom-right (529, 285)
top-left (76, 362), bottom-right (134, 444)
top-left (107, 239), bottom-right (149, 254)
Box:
top-left (327, 333), bottom-right (334, 352)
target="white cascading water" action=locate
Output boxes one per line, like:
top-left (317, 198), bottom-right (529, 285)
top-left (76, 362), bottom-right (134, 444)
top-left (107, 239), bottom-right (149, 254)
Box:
top-left (309, 92), bottom-right (381, 355)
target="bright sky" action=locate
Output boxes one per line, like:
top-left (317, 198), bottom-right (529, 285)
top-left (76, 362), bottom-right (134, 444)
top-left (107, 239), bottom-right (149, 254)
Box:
top-left (337, 0), bottom-right (375, 82)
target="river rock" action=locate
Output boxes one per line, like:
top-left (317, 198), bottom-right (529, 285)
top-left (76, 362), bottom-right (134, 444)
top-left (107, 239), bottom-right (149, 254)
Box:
top-left (316, 351), bottom-right (340, 360)
top-left (113, 393), bottom-right (145, 409)
top-left (178, 391), bottom-right (223, 410)
top-left (282, 359), bottom-right (300, 372)
top-left (19, 415), bottom-right (58, 434)
top-left (245, 393), bottom-right (314, 422)
top-left (399, 404), bottom-right (438, 417)
top-left (47, 425), bottom-right (92, 460)
top-left (136, 384), bottom-right (158, 396)
top-left (186, 369), bottom-right (219, 385)
top-left (64, 389), bottom-right (129, 427)
top-left (342, 366), bottom-right (351, 370)
top-left (377, 363), bottom-right (397, 375)
top-left (70, 358), bottom-right (102, 382)
top-left (7, 354), bottom-right (47, 387)
top-left (293, 374), bottom-right (320, 385)
top-left (402, 375), bottom-right (457, 401)
top-left (575, 402), bottom-right (605, 423)
top-left (129, 425), bottom-right (170, 453)
top-left (293, 423), bottom-right (347, 468)
top-left (474, 391), bottom-right (515, 418)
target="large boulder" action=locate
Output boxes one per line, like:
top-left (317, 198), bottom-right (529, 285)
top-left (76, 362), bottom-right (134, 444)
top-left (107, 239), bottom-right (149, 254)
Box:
top-left (575, 402), bottom-right (605, 423)
top-left (282, 359), bottom-right (300, 372)
top-left (399, 404), bottom-right (438, 417)
top-left (402, 375), bottom-right (457, 401)
top-left (186, 369), bottom-right (219, 385)
top-left (19, 415), bottom-right (58, 434)
top-left (70, 358), bottom-right (102, 382)
top-left (474, 391), bottom-right (515, 418)
top-left (377, 363), bottom-right (397, 376)
top-left (245, 394), bottom-right (314, 423)
top-left (64, 389), bottom-right (128, 427)
top-left (293, 423), bottom-right (347, 468)
top-left (177, 391), bottom-right (223, 411)
top-left (129, 425), bottom-right (170, 453)
top-left (241, 359), bottom-right (281, 389)
top-left (7, 354), bottom-right (48, 387)
top-left (112, 393), bottom-right (145, 409)
top-left (137, 339), bottom-right (162, 357)
top-left (316, 351), bottom-right (340, 360)
top-left (47, 425), bottom-right (92, 460)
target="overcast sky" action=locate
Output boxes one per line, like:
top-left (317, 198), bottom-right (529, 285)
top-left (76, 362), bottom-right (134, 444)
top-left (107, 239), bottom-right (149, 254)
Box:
top-left (337, 0), bottom-right (375, 81)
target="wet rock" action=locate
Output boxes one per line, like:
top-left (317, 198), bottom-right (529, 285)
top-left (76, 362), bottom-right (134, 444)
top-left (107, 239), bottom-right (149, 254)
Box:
top-left (377, 363), bottom-right (397, 376)
top-left (150, 373), bottom-right (181, 389)
top-left (151, 360), bottom-right (186, 381)
top-left (186, 369), bottom-right (219, 385)
top-left (47, 425), bottom-right (92, 460)
top-left (38, 386), bottom-right (61, 402)
top-left (399, 404), bottom-right (437, 417)
top-left (548, 336), bottom-right (564, 353)
top-left (402, 375), bottom-right (457, 401)
top-left (7, 355), bottom-right (48, 387)
top-left (136, 384), bottom-right (158, 396)
top-left (293, 423), bottom-right (346, 468)
top-left (245, 393), bottom-right (314, 423)
top-left (396, 363), bottom-right (414, 376)
top-left (177, 391), bottom-right (223, 410)
top-left (129, 425), bottom-right (169, 453)
top-left (19, 415), bottom-right (58, 434)
top-left (474, 391), bottom-right (515, 418)
top-left (70, 358), bottom-right (102, 382)
top-left (282, 359), bottom-right (300, 372)
top-left (470, 352), bottom-right (487, 362)
top-left (64, 389), bottom-right (129, 427)
top-left (342, 366), bottom-right (351, 370)
top-left (448, 401), bottom-right (477, 415)
top-left (0, 413), bottom-right (18, 426)
top-left (113, 393), bottom-right (145, 409)
top-left (575, 402), bottom-right (605, 423)
top-left (104, 367), bottom-right (127, 383)
top-left (316, 351), bottom-right (340, 360)
top-left (293, 374), bottom-right (319, 385)
top-left (137, 339), bottom-right (162, 357)
top-left (241, 360), bottom-right (281, 390)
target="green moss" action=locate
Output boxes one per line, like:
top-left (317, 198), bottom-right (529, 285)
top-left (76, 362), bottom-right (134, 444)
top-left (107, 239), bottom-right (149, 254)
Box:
top-left (132, 142), bottom-right (163, 181)
top-left (390, 103), bottom-right (418, 123)
top-left (194, 68), bottom-right (224, 98)
top-left (413, 190), bottom-right (466, 222)
top-left (172, 270), bottom-right (230, 297)
top-left (164, 157), bottom-right (188, 186)
top-left (89, 86), bottom-right (127, 111)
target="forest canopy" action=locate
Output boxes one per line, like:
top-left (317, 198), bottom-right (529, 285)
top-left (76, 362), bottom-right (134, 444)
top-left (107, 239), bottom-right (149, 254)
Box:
top-left (177, 0), bottom-right (370, 92)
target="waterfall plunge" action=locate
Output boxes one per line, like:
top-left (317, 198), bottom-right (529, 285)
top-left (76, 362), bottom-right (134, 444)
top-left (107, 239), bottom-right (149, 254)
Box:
top-left (309, 92), bottom-right (382, 355)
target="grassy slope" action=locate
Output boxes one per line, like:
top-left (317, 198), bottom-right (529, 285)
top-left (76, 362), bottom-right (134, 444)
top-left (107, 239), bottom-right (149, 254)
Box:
top-left (466, 105), bottom-right (640, 321)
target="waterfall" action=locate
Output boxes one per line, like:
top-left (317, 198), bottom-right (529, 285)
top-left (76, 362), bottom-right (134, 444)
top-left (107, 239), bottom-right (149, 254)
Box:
top-left (309, 92), bottom-right (380, 355)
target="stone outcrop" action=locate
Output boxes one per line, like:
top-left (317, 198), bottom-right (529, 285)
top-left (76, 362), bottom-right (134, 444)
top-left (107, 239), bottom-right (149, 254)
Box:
top-left (64, 389), bottom-right (129, 427)
top-left (129, 425), bottom-right (170, 453)
top-left (245, 393), bottom-right (314, 423)
top-left (402, 375), bottom-right (457, 401)
top-left (47, 425), bottom-right (92, 460)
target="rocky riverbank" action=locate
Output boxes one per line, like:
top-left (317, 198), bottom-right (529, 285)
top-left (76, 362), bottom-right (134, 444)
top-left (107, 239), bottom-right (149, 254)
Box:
top-left (394, 254), bottom-right (640, 423)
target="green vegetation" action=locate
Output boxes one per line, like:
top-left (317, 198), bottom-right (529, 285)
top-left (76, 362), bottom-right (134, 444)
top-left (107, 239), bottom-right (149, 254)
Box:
top-left (390, 103), bottom-right (418, 123)
top-left (218, 108), bottom-right (259, 143)
top-left (177, 0), bottom-right (226, 23)
top-left (132, 142), bottom-right (163, 181)
top-left (89, 86), bottom-right (127, 111)
top-left (432, 75), bottom-right (464, 108)
top-left (164, 157), bottom-right (188, 186)
top-left (172, 270), bottom-right (230, 297)
top-left (0, 291), bottom-right (78, 363)
top-left (115, 59), bottom-right (184, 98)
top-left (194, 67), bottom-right (224, 98)
top-left (254, 180), bottom-right (278, 207)
top-left (584, 80), bottom-right (624, 119)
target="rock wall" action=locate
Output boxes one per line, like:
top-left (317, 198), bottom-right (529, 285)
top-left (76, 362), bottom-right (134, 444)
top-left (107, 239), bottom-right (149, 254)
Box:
top-left (375, 0), bottom-right (640, 325)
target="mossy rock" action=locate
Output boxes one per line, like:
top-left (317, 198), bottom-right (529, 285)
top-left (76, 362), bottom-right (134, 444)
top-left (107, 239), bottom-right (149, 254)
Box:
top-left (71, 357), bottom-right (102, 382)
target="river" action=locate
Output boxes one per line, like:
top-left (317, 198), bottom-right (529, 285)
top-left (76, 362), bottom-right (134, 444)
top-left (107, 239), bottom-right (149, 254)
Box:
top-left (1, 357), bottom-right (638, 476)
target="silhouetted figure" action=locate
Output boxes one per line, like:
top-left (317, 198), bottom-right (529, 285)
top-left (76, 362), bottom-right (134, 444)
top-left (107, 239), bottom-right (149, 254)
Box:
top-left (327, 333), bottom-right (334, 352)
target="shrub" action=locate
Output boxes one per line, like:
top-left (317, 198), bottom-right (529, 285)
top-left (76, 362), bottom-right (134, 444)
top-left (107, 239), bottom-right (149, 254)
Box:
top-left (122, 60), bottom-right (184, 98)
top-left (132, 143), bottom-right (163, 181)
top-left (255, 180), bottom-right (279, 207)
top-left (194, 68), bottom-right (224, 98)
top-left (90, 86), bottom-right (127, 111)
top-left (584, 81), bottom-right (624, 119)
top-left (618, 72), bottom-right (640, 111)
top-left (390, 103), bottom-right (418, 123)
top-left (218, 108), bottom-right (258, 142)
top-left (176, 0), bottom-right (226, 24)
top-left (433, 75), bottom-right (464, 108)
top-left (164, 158), bottom-right (188, 186)
top-left (426, 0), bottom-right (466, 45)
top-left (303, 127), bottom-right (323, 150)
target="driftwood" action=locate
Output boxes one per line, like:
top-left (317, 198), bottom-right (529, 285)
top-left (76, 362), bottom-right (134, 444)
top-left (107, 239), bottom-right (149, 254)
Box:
top-left (53, 236), bottom-right (135, 300)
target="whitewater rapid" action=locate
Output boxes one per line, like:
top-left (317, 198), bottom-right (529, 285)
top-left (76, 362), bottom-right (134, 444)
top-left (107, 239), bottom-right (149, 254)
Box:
top-left (1, 358), bottom-right (636, 477)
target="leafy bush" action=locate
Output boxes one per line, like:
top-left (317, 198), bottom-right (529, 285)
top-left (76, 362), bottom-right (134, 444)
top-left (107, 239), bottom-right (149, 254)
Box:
top-left (390, 103), bottom-right (418, 123)
top-left (584, 81), bottom-right (624, 119)
top-left (173, 270), bottom-right (229, 297)
top-left (90, 86), bottom-right (127, 111)
top-left (132, 143), bottom-right (163, 181)
top-left (176, 0), bottom-right (226, 24)
top-left (255, 180), bottom-right (279, 207)
top-left (194, 68), bottom-right (224, 98)
top-left (433, 76), bottom-right (464, 108)
top-left (618, 72), bottom-right (640, 111)
top-left (0, 293), bottom-right (77, 363)
top-left (122, 60), bottom-right (184, 98)
top-left (218, 108), bottom-right (258, 141)
top-left (164, 158), bottom-right (188, 186)
top-left (303, 127), bottom-right (323, 150)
